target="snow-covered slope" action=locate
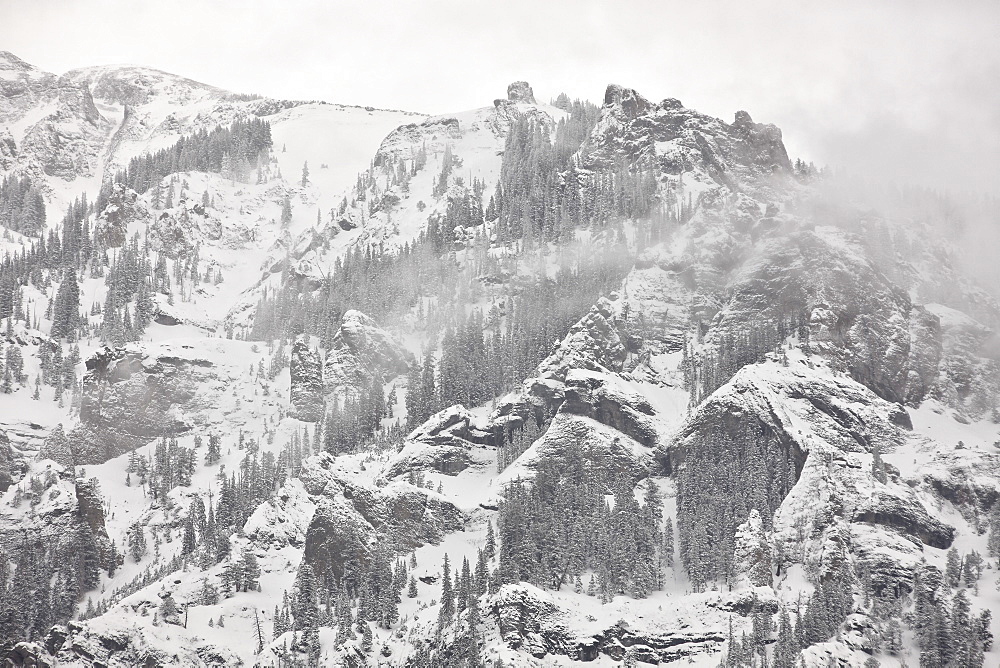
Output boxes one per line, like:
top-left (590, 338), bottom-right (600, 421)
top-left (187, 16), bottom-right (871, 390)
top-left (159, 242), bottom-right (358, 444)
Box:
top-left (1, 62), bottom-right (999, 668)
top-left (0, 51), bottom-right (423, 225)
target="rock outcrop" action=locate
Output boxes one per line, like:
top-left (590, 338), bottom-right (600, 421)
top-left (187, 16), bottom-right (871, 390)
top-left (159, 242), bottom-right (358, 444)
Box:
top-left (70, 340), bottom-right (249, 464)
top-left (289, 340), bottom-right (325, 421)
top-left (5, 620), bottom-right (240, 667)
top-left (506, 81), bottom-right (536, 104)
top-left (322, 310), bottom-right (414, 398)
top-left (300, 453), bottom-right (464, 578)
top-left (74, 477), bottom-right (119, 573)
top-left (500, 410), bottom-right (653, 484)
top-left (94, 183), bottom-right (148, 248)
top-left (0, 430), bottom-right (13, 493)
top-left (491, 296), bottom-right (630, 430)
top-left (673, 362), bottom-right (952, 591)
top-left (590, 83), bottom-right (791, 185)
top-left (489, 583), bottom-right (773, 664)
top-left (383, 405), bottom-right (495, 479)
top-left (0, 466), bottom-right (117, 577)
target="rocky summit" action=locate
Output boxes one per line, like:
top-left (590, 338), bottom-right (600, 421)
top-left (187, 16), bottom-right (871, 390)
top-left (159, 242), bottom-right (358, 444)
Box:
top-left (0, 42), bottom-right (996, 668)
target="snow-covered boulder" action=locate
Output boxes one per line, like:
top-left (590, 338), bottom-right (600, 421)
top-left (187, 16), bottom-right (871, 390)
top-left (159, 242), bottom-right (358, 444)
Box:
top-left (244, 479), bottom-right (315, 547)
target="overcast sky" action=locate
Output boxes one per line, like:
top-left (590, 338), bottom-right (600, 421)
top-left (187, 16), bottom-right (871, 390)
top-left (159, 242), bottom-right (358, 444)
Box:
top-left (2, 0), bottom-right (997, 193)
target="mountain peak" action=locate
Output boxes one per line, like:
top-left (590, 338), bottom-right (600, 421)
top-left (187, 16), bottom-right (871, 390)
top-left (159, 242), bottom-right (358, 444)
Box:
top-left (603, 83), bottom-right (652, 119)
top-left (0, 51), bottom-right (52, 82)
top-left (0, 51), bottom-right (38, 72)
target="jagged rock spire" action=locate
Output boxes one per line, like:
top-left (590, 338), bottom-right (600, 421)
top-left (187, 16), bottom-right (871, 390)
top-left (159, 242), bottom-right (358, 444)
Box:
top-left (507, 81), bottom-right (535, 104)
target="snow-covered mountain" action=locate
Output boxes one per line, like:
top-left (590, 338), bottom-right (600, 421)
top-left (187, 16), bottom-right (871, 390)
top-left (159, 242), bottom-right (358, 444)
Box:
top-left (0, 54), bottom-right (998, 668)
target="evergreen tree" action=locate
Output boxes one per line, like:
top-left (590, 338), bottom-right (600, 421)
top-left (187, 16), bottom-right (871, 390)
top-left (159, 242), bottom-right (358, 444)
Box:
top-left (50, 270), bottom-right (81, 339)
top-left (438, 553), bottom-right (454, 626)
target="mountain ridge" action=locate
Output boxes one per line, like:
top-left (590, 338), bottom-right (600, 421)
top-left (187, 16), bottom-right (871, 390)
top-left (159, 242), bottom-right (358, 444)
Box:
top-left (0, 54), bottom-right (998, 668)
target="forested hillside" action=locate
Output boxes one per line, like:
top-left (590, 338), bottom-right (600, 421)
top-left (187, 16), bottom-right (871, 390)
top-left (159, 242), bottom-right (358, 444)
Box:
top-left (0, 54), bottom-right (998, 668)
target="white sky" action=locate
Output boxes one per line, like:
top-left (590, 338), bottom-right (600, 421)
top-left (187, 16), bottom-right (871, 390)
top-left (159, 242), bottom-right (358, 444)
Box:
top-left (1, 0), bottom-right (998, 193)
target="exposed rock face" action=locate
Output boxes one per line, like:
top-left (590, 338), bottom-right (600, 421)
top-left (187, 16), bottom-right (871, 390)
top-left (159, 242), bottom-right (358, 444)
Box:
top-left (289, 340), bottom-right (325, 421)
top-left (322, 310), bottom-right (414, 398)
top-left (303, 499), bottom-right (376, 581)
top-left (5, 621), bottom-right (240, 667)
top-left (0, 468), bottom-right (116, 578)
top-left (0, 430), bottom-right (12, 493)
top-left (853, 488), bottom-right (954, 549)
top-left (383, 405), bottom-right (495, 478)
top-left (673, 362), bottom-right (952, 591)
top-left (603, 83), bottom-right (654, 119)
top-left (670, 363), bottom-right (905, 469)
top-left (538, 297), bottom-right (628, 379)
top-left (715, 231), bottom-right (914, 404)
top-left (561, 369), bottom-right (660, 447)
top-left (492, 296), bottom-right (631, 430)
top-left (73, 347), bottom-right (205, 462)
top-left (94, 183), bottom-right (148, 248)
top-left (19, 81), bottom-right (113, 180)
top-left (591, 83), bottom-right (791, 185)
top-left (300, 453), bottom-right (463, 578)
top-left (489, 583), bottom-right (771, 663)
top-left (906, 306), bottom-right (942, 405)
top-left (730, 109), bottom-right (792, 174)
top-left (501, 411), bottom-right (653, 484)
top-left (507, 81), bottom-right (536, 104)
top-left (621, 255), bottom-right (692, 354)
top-left (924, 303), bottom-right (1000, 418)
top-left (374, 117), bottom-right (462, 167)
top-left (74, 477), bottom-right (119, 573)
top-left (71, 341), bottom-right (244, 464)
